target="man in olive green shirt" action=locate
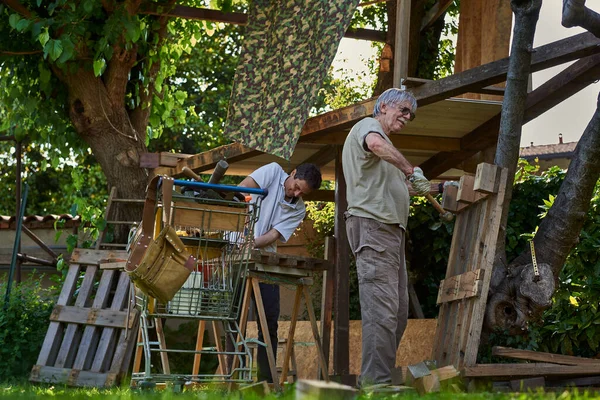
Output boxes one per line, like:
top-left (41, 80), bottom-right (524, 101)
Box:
top-left (342, 88), bottom-right (430, 386)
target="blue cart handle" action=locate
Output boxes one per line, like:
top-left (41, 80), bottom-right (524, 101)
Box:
top-left (172, 179), bottom-right (268, 197)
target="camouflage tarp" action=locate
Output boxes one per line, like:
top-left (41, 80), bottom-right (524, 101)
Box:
top-left (224, 0), bottom-right (360, 160)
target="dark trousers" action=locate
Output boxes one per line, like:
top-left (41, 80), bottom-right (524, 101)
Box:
top-left (226, 282), bottom-right (280, 383)
top-left (256, 282), bottom-right (280, 382)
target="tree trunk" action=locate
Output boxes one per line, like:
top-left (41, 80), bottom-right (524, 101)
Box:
top-left (62, 65), bottom-right (149, 240)
top-left (486, 0), bottom-right (600, 333)
top-left (484, 0), bottom-right (543, 332)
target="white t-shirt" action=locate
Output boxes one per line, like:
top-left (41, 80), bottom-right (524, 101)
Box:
top-left (249, 163), bottom-right (306, 252)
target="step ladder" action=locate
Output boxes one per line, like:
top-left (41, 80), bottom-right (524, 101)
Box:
top-left (96, 187), bottom-right (145, 250)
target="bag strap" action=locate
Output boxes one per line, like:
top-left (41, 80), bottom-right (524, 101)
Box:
top-left (126, 175), bottom-right (169, 272)
top-left (127, 176), bottom-right (195, 273)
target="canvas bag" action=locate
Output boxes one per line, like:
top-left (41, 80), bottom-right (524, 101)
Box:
top-left (126, 176), bottom-right (195, 303)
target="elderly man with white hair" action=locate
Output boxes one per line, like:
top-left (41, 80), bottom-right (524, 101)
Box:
top-left (342, 88), bottom-right (431, 387)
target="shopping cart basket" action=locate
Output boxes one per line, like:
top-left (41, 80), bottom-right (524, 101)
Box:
top-left (130, 178), bottom-right (266, 388)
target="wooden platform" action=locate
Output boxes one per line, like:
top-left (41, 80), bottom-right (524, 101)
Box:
top-left (30, 249), bottom-right (138, 387)
top-left (433, 163), bottom-right (508, 369)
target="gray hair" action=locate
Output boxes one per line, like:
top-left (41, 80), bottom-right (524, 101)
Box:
top-left (373, 88), bottom-right (417, 117)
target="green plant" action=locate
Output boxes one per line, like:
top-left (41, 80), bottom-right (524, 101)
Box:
top-left (0, 277), bottom-right (56, 382)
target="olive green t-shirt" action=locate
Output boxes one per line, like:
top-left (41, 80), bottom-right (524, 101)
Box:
top-left (342, 117), bottom-right (410, 228)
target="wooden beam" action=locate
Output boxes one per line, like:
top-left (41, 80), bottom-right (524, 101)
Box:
top-left (420, 0), bottom-right (453, 31)
top-left (420, 52), bottom-right (600, 178)
top-left (303, 190), bottom-right (334, 202)
top-left (300, 31), bottom-right (600, 140)
top-left (139, 3), bottom-right (386, 42)
top-left (154, 142), bottom-right (259, 177)
top-left (393, 0), bottom-right (411, 87)
top-left (333, 146), bottom-right (350, 375)
top-left (304, 131), bottom-right (461, 152)
top-left (403, 77), bottom-right (505, 96)
top-left (463, 363), bottom-right (600, 378)
top-left (492, 346), bottom-right (600, 366)
top-left (297, 145), bottom-right (337, 169)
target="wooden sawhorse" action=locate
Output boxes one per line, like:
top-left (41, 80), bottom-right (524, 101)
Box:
top-left (231, 251), bottom-right (332, 390)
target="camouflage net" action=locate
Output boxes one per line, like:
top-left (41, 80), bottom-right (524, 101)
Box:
top-left (224, 0), bottom-right (360, 160)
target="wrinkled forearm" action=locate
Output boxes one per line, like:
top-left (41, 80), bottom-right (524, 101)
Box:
top-left (254, 228), bottom-right (281, 248)
top-left (366, 133), bottom-right (414, 177)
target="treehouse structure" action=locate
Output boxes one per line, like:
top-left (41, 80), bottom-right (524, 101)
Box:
top-left (135, 0), bottom-right (600, 384)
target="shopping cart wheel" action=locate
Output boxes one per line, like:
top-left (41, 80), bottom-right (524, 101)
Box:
top-left (172, 380), bottom-right (185, 393)
top-left (139, 380), bottom-right (156, 391)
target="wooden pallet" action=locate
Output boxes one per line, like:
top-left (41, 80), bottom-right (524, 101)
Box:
top-left (30, 249), bottom-right (138, 387)
top-left (432, 163), bottom-right (508, 369)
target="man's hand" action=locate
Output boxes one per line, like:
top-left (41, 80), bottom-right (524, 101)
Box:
top-left (409, 167), bottom-right (431, 196)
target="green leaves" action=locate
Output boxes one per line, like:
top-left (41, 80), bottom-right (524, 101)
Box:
top-left (43, 39), bottom-right (63, 61)
top-left (38, 28), bottom-right (50, 46)
top-left (93, 58), bottom-right (106, 77)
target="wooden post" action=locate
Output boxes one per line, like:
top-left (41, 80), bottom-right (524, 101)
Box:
top-left (318, 236), bottom-right (335, 379)
top-left (393, 0), bottom-right (411, 88)
top-left (333, 146), bottom-right (350, 375)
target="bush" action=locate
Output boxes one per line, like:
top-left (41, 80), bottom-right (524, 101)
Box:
top-left (0, 278), bottom-right (56, 382)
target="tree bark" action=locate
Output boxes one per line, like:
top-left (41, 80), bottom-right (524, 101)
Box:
top-left (61, 65), bottom-right (149, 239)
top-left (485, 0), bottom-right (543, 332)
top-left (486, 0), bottom-right (600, 333)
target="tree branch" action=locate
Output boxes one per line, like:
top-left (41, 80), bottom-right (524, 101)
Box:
top-left (2, 0), bottom-right (32, 18)
top-left (563, 0), bottom-right (600, 38)
top-left (0, 50), bottom-right (42, 55)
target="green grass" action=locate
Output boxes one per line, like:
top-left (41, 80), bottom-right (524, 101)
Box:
top-left (1, 381), bottom-right (599, 399)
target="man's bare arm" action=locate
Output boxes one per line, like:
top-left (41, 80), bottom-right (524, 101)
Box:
top-left (365, 132), bottom-right (414, 177)
top-left (239, 176), bottom-right (259, 189)
top-left (254, 228), bottom-right (281, 249)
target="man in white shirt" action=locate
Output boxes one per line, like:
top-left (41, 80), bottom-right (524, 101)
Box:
top-left (238, 162), bottom-right (322, 382)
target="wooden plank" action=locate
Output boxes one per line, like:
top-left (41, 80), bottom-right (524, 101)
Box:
top-left (72, 270), bottom-right (116, 371)
top-left (474, 163), bottom-right (500, 194)
top-left (249, 264), bottom-right (313, 278)
top-left (492, 346), bottom-right (600, 366)
top-left (393, 0), bottom-right (411, 87)
top-left (457, 175), bottom-right (487, 205)
top-left (50, 305), bottom-right (136, 329)
top-left (70, 249), bottom-right (128, 266)
top-left (463, 363), bottom-right (600, 378)
top-left (319, 237), bottom-right (335, 380)
top-left (34, 263), bottom-right (81, 367)
top-left (90, 272), bottom-right (131, 372)
top-left (54, 265), bottom-right (98, 369)
top-left (436, 269), bottom-right (484, 304)
top-left (461, 168), bottom-right (508, 367)
top-left (172, 201), bottom-right (246, 232)
top-left (99, 261), bottom-right (126, 270)
top-left (420, 0), bottom-right (454, 31)
top-left (30, 365), bottom-right (110, 387)
top-left (403, 77), bottom-right (505, 96)
top-left (431, 365), bottom-right (460, 381)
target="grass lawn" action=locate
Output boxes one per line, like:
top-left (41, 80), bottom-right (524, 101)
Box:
top-left (1, 382), bottom-right (599, 400)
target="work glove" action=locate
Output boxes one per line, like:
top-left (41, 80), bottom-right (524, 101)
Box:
top-left (409, 167), bottom-right (431, 196)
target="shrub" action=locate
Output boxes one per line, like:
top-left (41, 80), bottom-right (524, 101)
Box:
top-left (0, 278), bottom-right (56, 382)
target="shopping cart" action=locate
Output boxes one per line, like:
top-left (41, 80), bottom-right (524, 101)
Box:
top-left (130, 178), bottom-right (266, 389)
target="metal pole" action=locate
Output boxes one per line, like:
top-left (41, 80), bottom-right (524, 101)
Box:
top-left (15, 141), bottom-right (22, 283)
top-left (4, 183), bottom-right (28, 306)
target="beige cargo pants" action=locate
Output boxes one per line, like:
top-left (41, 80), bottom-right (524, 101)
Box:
top-left (345, 213), bottom-right (408, 386)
